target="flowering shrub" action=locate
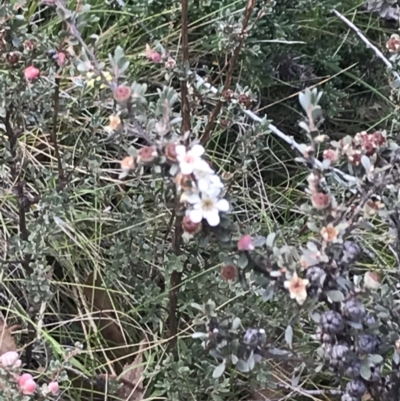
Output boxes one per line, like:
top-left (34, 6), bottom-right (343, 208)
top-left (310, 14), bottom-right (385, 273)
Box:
top-left (2, 0), bottom-right (400, 400)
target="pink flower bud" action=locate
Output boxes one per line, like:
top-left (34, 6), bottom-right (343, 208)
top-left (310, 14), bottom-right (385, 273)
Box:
top-left (24, 66), bottom-right (40, 80)
top-left (19, 373), bottom-right (37, 394)
top-left (323, 149), bottom-right (339, 165)
top-left (0, 351), bottom-right (21, 368)
top-left (57, 52), bottom-right (67, 67)
top-left (48, 381), bottom-right (60, 394)
top-left (237, 235), bottom-right (254, 251)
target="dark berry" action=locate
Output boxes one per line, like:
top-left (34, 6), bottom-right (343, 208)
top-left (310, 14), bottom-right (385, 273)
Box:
top-left (329, 344), bottom-right (350, 368)
top-left (316, 326), bottom-right (333, 343)
top-left (358, 335), bottom-right (381, 354)
top-left (306, 265), bottom-right (325, 285)
top-left (341, 241), bottom-right (361, 264)
top-left (243, 328), bottom-right (261, 345)
top-left (342, 298), bottom-right (365, 322)
top-left (344, 359), bottom-right (361, 378)
top-left (346, 379), bottom-right (366, 397)
top-left (320, 310), bottom-right (344, 334)
top-left (341, 393), bottom-right (358, 401)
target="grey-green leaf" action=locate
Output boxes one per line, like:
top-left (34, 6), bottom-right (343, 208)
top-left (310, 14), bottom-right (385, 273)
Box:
top-left (285, 325), bottom-right (293, 348)
top-left (212, 363), bottom-right (226, 379)
top-left (326, 290), bottom-right (344, 303)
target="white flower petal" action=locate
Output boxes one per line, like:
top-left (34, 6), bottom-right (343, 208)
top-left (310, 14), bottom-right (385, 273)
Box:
top-left (175, 145), bottom-right (186, 157)
top-left (186, 193), bottom-right (201, 204)
top-left (190, 144), bottom-right (205, 157)
top-left (189, 209), bottom-right (203, 223)
top-left (197, 178), bottom-right (209, 192)
top-left (180, 162), bottom-right (194, 175)
top-left (216, 198), bottom-right (230, 212)
top-left (204, 209), bottom-right (220, 226)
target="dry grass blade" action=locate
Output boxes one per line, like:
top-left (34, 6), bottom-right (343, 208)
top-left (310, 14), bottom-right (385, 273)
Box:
top-left (84, 272), bottom-right (128, 373)
top-left (117, 340), bottom-right (146, 401)
top-left (0, 321), bottom-right (19, 355)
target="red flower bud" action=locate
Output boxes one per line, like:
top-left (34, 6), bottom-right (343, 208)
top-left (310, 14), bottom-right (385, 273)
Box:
top-left (182, 215), bottom-right (202, 235)
top-left (138, 146), bottom-right (158, 163)
top-left (311, 192), bottom-right (331, 210)
top-left (114, 85), bottom-right (132, 103)
top-left (220, 264), bottom-right (238, 281)
top-left (57, 52), bottom-right (67, 67)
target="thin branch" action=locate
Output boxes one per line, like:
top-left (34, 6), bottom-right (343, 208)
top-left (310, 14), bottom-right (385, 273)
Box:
top-left (52, 76), bottom-right (65, 188)
top-left (168, 0), bottom-right (191, 348)
top-left (332, 9), bottom-right (400, 83)
top-left (200, 0), bottom-right (256, 146)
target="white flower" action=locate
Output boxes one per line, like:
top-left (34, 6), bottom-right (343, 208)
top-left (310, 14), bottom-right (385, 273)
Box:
top-left (186, 193), bottom-right (230, 226)
top-left (284, 272), bottom-right (309, 305)
top-left (176, 144), bottom-right (206, 175)
top-left (194, 170), bottom-right (223, 196)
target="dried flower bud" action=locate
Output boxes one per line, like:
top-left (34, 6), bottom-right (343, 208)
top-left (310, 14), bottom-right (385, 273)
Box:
top-left (165, 57), bottom-right (176, 69)
top-left (165, 143), bottom-right (178, 162)
top-left (238, 93), bottom-right (251, 108)
top-left (24, 65), bottom-right (40, 80)
top-left (222, 89), bottom-right (233, 101)
top-left (6, 52), bottom-right (19, 65)
top-left (48, 381), bottom-right (60, 394)
top-left (323, 149), bottom-right (339, 165)
top-left (182, 215), bottom-right (201, 235)
top-left (175, 173), bottom-right (195, 192)
top-left (220, 264), bottom-right (237, 281)
top-left (387, 34), bottom-right (400, 53)
top-left (364, 271), bottom-right (381, 290)
top-left (138, 146), bottom-right (158, 163)
top-left (311, 192), bottom-right (331, 210)
top-left (114, 85), bottom-right (132, 103)
top-left (23, 40), bottom-right (35, 51)
top-left (371, 131), bottom-right (386, 147)
top-left (237, 235), bottom-right (254, 251)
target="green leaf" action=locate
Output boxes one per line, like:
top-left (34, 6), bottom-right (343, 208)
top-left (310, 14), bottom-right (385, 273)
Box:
top-left (326, 290), bottom-right (344, 303)
top-left (212, 363), bottom-right (226, 378)
top-left (360, 362), bottom-right (371, 380)
top-left (191, 303), bottom-right (203, 312)
top-left (285, 325), bottom-right (293, 348)
top-left (237, 253), bottom-right (248, 269)
top-left (231, 317), bottom-right (241, 330)
top-left (266, 232), bottom-right (276, 248)
top-left (192, 332), bottom-right (207, 339)
top-left (236, 359), bottom-right (249, 372)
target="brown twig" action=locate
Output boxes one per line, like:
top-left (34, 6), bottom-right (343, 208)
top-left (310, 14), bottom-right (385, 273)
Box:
top-left (199, 0), bottom-right (256, 146)
top-left (52, 76), bottom-right (65, 188)
top-left (168, 0), bottom-right (192, 348)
